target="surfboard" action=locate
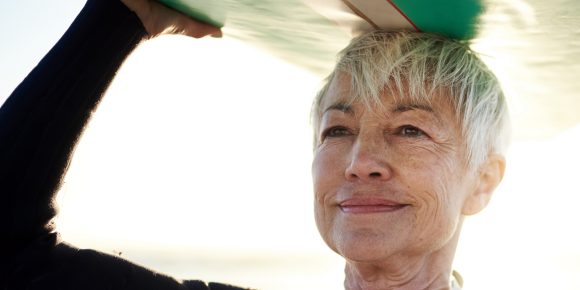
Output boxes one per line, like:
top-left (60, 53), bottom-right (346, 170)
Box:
top-left (157, 0), bottom-right (484, 75)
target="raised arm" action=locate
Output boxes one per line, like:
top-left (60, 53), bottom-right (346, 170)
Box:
top-left (0, 0), bottom-right (148, 260)
top-left (0, 1), bottom-right (244, 289)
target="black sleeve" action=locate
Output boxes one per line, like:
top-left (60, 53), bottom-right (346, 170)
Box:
top-left (0, 0), bottom-right (146, 256)
top-left (0, 1), bottom-right (251, 289)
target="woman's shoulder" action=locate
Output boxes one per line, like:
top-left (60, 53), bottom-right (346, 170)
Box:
top-left (4, 236), bottom-right (250, 290)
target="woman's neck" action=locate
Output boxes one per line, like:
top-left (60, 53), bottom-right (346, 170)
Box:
top-left (344, 257), bottom-right (453, 290)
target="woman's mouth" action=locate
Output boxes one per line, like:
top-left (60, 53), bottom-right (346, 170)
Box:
top-left (339, 198), bottom-right (409, 214)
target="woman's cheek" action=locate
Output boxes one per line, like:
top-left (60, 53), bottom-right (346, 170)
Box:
top-left (313, 147), bottom-right (341, 251)
top-left (315, 138), bottom-right (352, 172)
top-left (313, 143), bottom-right (344, 201)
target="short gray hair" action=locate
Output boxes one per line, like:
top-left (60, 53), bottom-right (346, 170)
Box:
top-left (312, 31), bottom-right (510, 168)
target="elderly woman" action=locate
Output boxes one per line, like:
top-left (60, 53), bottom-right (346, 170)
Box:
top-left (311, 31), bottom-right (508, 289)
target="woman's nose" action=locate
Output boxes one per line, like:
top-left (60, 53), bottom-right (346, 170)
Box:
top-left (345, 136), bottom-right (392, 182)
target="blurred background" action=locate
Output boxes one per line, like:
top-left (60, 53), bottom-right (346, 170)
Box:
top-left (1, 0), bottom-right (579, 289)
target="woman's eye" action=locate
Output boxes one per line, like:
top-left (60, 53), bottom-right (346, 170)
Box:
top-left (398, 125), bottom-right (425, 137)
top-left (322, 126), bottom-right (350, 138)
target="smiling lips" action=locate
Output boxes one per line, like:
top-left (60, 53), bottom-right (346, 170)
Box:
top-left (339, 198), bottom-right (409, 214)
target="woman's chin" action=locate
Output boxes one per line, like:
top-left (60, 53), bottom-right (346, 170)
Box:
top-left (333, 231), bottom-right (404, 264)
top-left (341, 250), bottom-right (386, 264)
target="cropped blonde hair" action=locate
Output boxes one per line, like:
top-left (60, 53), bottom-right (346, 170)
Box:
top-left (312, 31), bottom-right (510, 168)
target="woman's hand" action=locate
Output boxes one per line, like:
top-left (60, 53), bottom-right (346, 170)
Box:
top-left (120, 0), bottom-right (222, 38)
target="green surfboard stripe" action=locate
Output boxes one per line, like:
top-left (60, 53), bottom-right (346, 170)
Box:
top-left (158, 0), bottom-right (225, 28)
top-left (390, 0), bottom-right (483, 39)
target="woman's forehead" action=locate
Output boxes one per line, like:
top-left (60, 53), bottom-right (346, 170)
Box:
top-left (321, 73), bottom-right (455, 117)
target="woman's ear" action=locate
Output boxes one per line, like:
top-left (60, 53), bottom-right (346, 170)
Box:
top-left (462, 154), bottom-right (506, 215)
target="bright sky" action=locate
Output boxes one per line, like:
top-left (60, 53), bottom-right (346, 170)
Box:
top-left (1, 1), bottom-right (579, 289)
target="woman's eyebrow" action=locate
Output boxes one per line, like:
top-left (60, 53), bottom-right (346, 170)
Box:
top-left (323, 102), bottom-right (354, 114)
top-left (393, 103), bottom-right (434, 113)
top-left (392, 102), bottom-right (445, 123)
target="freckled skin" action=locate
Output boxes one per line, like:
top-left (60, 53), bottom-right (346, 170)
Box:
top-left (312, 74), bottom-right (488, 289)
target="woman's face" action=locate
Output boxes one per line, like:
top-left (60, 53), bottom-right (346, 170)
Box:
top-left (312, 74), bottom-right (482, 263)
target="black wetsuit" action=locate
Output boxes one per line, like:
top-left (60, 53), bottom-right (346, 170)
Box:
top-left (0, 1), bottom-right (248, 289)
